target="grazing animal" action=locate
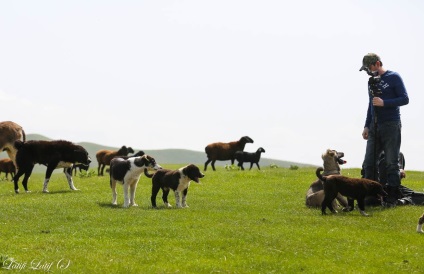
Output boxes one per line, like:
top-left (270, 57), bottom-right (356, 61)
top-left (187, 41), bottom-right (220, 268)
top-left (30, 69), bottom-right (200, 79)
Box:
top-left (110, 155), bottom-right (161, 208)
top-left (96, 145), bottom-right (134, 176)
top-left (70, 163), bottom-right (90, 176)
top-left (0, 121), bottom-right (25, 168)
top-left (317, 168), bottom-right (387, 216)
top-left (204, 136), bottom-right (254, 171)
top-left (0, 158), bottom-right (16, 180)
top-left (144, 164), bottom-right (205, 208)
top-left (13, 140), bottom-right (91, 193)
top-left (306, 149), bottom-right (348, 208)
top-left (417, 213), bottom-right (424, 233)
top-left (235, 147), bottom-right (265, 170)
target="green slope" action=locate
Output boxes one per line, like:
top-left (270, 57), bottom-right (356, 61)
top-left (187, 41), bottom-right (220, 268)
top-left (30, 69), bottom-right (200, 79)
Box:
top-left (0, 134), bottom-right (314, 174)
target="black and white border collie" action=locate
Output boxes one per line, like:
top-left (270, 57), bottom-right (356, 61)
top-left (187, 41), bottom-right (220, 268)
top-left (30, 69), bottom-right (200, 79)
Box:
top-left (110, 155), bottom-right (161, 208)
top-left (144, 164), bottom-right (205, 208)
top-left (13, 140), bottom-right (91, 193)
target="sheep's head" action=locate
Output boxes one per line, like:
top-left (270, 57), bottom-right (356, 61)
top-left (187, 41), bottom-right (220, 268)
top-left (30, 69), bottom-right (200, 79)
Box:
top-left (240, 136), bottom-right (254, 144)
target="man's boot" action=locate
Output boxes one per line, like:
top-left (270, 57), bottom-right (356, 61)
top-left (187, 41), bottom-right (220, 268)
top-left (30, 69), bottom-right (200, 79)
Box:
top-left (384, 186), bottom-right (401, 207)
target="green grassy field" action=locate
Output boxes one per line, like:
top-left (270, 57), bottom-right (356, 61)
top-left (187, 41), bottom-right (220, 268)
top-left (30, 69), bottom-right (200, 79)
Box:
top-left (1, 166), bottom-right (423, 273)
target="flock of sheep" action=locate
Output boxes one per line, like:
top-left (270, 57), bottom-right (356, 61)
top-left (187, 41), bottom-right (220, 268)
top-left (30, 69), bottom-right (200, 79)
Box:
top-left (0, 121), bottom-right (267, 182)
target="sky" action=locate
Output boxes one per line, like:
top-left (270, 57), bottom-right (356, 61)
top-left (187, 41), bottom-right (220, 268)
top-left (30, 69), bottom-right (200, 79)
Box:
top-left (1, 1), bottom-right (424, 171)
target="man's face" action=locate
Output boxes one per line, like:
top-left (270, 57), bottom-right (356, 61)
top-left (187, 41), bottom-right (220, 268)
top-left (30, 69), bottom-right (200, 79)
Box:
top-left (368, 62), bottom-right (380, 75)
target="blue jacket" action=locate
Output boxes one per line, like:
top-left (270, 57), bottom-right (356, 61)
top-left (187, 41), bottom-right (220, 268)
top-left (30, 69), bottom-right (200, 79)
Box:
top-left (365, 70), bottom-right (409, 128)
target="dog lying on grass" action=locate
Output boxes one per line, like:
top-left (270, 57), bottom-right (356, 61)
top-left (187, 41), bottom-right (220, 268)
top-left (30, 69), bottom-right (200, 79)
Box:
top-left (144, 164), bottom-right (204, 208)
top-left (317, 168), bottom-right (387, 216)
top-left (306, 149), bottom-right (348, 208)
top-left (417, 213), bottom-right (424, 233)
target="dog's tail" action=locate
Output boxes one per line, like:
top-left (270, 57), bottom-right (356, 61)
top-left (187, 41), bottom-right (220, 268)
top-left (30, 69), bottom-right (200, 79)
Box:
top-left (14, 140), bottom-right (25, 150)
top-left (316, 167), bottom-right (326, 181)
top-left (144, 168), bottom-right (153, 178)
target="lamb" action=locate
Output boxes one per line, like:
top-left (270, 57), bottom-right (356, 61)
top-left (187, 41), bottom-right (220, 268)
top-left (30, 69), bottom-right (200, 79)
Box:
top-left (0, 158), bottom-right (16, 180)
top-left (0, 121), bottom-right (25, 168)
top-left (235, 147), bottom-right (266, 170)
top-left (96, 145), bottom-right (134, 176)
top-left (204, 136), bottom-right (254, 171)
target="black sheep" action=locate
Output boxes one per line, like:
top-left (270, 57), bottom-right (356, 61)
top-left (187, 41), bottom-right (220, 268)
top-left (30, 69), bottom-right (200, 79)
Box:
top-left (235, 147), bottom-right (265, 170)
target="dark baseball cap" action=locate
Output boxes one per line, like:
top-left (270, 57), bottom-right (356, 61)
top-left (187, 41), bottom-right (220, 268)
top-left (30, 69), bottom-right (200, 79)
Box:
top-left (359, 53), bottom-right (381, 71)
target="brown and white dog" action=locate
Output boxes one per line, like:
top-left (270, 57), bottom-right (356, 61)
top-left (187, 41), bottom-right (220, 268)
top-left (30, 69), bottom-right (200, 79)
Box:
top-left (110, 155), bottom-right (161, 208)
top-left (13, 140), bottom-right (91, 193)
top-left (306, 149), bottom-right (348, 208)
top-left (144, 164), bottom-right (205, 208)
top-left (317, 168), bottom-right (387, 216)
top-left (417, 213), bottom-right (424, 233)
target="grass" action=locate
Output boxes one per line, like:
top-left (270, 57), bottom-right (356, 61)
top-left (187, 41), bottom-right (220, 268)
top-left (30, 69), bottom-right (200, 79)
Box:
top-left (0, 166), bottom-right (423, 273)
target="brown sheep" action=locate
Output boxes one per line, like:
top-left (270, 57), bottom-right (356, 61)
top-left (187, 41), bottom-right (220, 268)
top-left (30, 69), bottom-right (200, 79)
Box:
top-left (0, 158), bottom-right (16, 180)
top-left (0, 121), bottom-right (26, 168)
top-left (96, 146), bottom-right (134, 176)
top-left (204, 136), bottom-right (254, 171)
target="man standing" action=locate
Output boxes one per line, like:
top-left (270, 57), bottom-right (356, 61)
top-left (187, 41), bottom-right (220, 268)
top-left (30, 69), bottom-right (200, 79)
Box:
top-left (359, 53), bottom-right (409, 205)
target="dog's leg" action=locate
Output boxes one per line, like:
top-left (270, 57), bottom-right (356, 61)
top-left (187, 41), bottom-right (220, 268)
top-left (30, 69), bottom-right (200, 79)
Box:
top-left (336, 194), bottom-right (348, 208)
top-left (13, 167), bottom-right (27, 194)
top-left (322, 193), bottom-right (338, 214)
top-left (123, 181), bottom-right (130, 208)
top-left (162, 189), bottom-right (172, 208)
top-left (357, 198), bottom-right (369, 217)
top-left (42, 164), bottom-right (57, 193)
top-left (417, 213), bottom-right (424, 233)
top-left (174, 191), bottom-right (181, 208)
top-left (181, 188), bottom-right (189, 208)
top-left (342, 198), bottom-right (355, 212)
top-left (151, 185), bottom-right (161, 208)
top-left (111, 180), bottom-right (118, 205)
top-left (64, 168), bottom-right (78, 191)
top-left (129, 181), bottom-right (138, 207)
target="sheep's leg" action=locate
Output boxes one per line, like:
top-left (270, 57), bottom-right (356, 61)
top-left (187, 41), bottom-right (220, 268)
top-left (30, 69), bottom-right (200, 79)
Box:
top-left (240, 162), bottom-right (245, 170)
top-left (204, 159), bottom-right (211, 171)
top-left (98, 164), bottom-right (101, 176)
top-left (211, 160), bottom-right (216, 171)
top-left (256, 162), bottom-right (260, 170)
top-left (249, 162), bottom-right (254, 170)
top-left (100, 164), bottom-right (106, 176)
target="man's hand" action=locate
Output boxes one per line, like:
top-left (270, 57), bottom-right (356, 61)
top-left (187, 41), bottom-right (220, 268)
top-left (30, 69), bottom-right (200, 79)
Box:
top-left (372, 97), bottom-right (384, 106)
top-left (362, 127), bottom-right (369, 140)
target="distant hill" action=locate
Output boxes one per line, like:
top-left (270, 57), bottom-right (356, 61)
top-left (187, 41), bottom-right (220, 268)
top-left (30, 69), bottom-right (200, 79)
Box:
top-left (0, 134), bottom-right (316, 174)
